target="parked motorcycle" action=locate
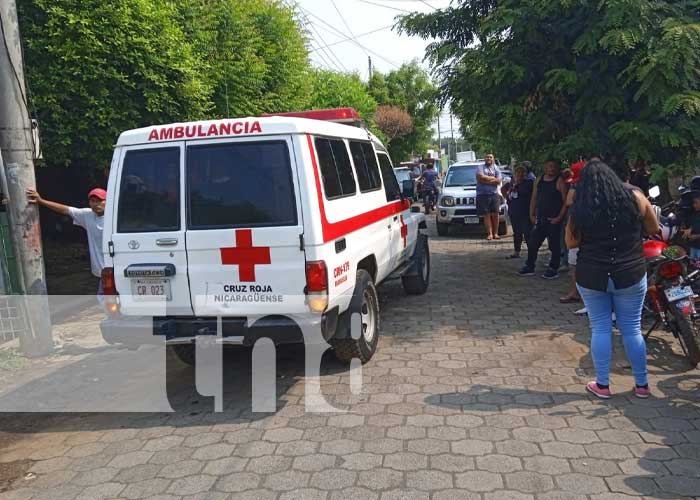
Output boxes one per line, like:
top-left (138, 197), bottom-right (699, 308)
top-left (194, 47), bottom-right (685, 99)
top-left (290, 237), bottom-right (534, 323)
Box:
top-left (643, 239), bottom-right (700, 367)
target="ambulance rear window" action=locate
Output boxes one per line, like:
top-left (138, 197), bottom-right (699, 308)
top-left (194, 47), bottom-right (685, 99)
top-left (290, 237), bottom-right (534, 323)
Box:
top-left (187, 141), bottom-right (297, 229)
top-left (117, 147), bottom-right (181, 233)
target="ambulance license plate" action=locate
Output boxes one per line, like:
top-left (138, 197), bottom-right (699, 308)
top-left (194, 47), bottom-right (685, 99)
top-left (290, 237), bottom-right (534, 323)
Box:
top-left (665, 285), bottom-right (693, 303)
top-left (131, 278), bottom-right (171, 301)
top-left (464, 216), bottom-right (479, 225)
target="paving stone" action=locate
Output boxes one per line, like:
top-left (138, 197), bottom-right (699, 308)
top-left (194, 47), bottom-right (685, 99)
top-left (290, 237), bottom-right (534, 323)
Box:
top-left (293, 454), bottom-right (337, 472)
top-left (455, 471), bottom-right (504, 492)
top-left (664, 458), bottom-right (700, 477)
top-left (262, 428), bottom-right (304, 442)
top-left (430, 454), bottom-right (475, 473)
top-left (201, 457), bottom-right (248, 476)
top-left (107, 451), bottom-right (154, 468)
top-left (432, 489), bottom-right (481, 500)
top-left (584, 443), bottom-right (632, 460)
top-left (364, 438), bottom-right (403, 454)
top-left (263, 471), bottom-right (310, 491)
top-left (406, 470), bottom-right (453, 490)
top-left (319, 439), bottom-right (361, 455)
top-left (28, 457), bottom-right (74, 474)
top-left (279, 488), bottom-right (328, 500)
top-left (341, 453), bottom-right (383, 471)
top-left (569, 458), bottom-right (620, 477)
top-left (384, 452), bottom-right (428, 471)
top-left (246, 455), bottom-right (293, 474)
top-left (554, 429), bottom-right (600, 444)
top-left (74, 482), bottom-right (125, 500)
top-left (143, 435), bottom-right (185, 452)
top-left (158, 460), bottom-right (204, 479)
top-left (214, 472), bottom-right (261, 493)
top-left (504, 472), bottom-right (554, 493)
top-left (407, 438), bottom-right (450, 455)
top-left (522, 456), bottom-right (571, 475)
top-left (512, 428), bottom-right (554, 443)
top-left (496, 440), bottom-right (541, 457)
top-left (655, 475), bottom-right (700, 497)
top-left (605, 475), bottom-right (660, 497)
top-left (191, 444), bottom-right (234, 461)
top-left (228, 489), bottom-right (277, 500)
top-left (113, 463), bottom-right (162, 483)
top-left (556, 473), bottom-right (609, 494)
top-left (357, 469), bottom-right (404, 490)
top-left (167, 475), bottom-right (217, 496)
top-left (452, 439), bottom-right (494, 456)
top-left (485, 492), bottom-right (534, 500)
top-left (541, 442), bottom-right (587, 459)
top-left (121, 478), bottom-right (172, 500)
top-left (309, 470), bottom-right (357, 490)
top-left (329, 487), bottom-right (377, 500)
top-left (379, 490), bottom-right (429, 500)
top-left (477, 454), bottom-right (523, 473)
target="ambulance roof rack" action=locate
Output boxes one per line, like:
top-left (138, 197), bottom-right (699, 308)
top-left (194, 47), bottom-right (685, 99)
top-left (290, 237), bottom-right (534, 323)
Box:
top-left (263, 108), bottom-right (363, 127)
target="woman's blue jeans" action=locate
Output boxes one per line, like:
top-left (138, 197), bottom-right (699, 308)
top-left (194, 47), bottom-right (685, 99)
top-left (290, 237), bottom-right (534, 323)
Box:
top-left (577, 277), bottom-right (648, 387)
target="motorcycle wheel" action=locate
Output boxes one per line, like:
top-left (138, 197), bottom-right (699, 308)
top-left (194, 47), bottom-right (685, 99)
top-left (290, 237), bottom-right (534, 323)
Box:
top-left (668, 305), bottom-right (700, 367)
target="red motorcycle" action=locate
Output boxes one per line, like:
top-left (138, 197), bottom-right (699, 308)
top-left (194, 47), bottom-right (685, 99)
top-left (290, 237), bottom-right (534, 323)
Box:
top-left (644, 239), bottom-right (700, 367)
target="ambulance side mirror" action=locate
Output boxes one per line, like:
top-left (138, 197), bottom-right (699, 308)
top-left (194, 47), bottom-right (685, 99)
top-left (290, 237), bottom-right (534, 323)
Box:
top-left (401, 180), bottom-right (414, 200)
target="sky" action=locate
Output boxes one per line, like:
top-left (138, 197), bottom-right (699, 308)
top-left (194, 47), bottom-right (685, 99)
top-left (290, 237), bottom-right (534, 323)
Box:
top-left (292, 0), bottom-right (460, 141)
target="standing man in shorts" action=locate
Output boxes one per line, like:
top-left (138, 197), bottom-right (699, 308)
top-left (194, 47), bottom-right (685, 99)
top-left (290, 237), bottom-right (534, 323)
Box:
top-left (476, 154), bottom-right (502, 240)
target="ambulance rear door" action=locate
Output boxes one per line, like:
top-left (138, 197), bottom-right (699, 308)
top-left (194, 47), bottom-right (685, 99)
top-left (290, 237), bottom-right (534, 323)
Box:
top-left (184, 136), bottom-right (308, 316)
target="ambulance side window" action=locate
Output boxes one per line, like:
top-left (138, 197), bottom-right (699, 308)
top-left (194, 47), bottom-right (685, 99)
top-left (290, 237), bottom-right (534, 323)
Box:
top-left (349, 141), bottom-right (382, 193)
top-left (314, 137), bottom-right (356, 199)
top-left (377, 153), bottom-right (402, 202)
top-left (117, 147), bottom-right (180, 233)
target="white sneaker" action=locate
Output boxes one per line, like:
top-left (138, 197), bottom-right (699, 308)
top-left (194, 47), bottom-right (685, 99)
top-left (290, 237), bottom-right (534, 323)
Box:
top-left (574, 307), bottom-right (587, 315)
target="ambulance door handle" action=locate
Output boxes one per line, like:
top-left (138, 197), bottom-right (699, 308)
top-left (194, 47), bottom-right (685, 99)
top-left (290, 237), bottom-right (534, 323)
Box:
top-left (156, 238), bottom-right (179, 246)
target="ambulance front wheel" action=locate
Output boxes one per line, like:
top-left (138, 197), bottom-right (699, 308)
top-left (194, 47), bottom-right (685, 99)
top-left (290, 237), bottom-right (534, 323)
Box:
top-left (331, 270), bottom-right (379, 364)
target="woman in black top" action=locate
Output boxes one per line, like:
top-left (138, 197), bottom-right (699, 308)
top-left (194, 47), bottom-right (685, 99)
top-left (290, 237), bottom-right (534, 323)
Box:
top-left (502, 165), bottom-right (534, 258)
top-left (565, 161), bottom-right (660, 399)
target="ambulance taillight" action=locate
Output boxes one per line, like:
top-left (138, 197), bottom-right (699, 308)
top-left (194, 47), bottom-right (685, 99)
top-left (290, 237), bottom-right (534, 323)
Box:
top-left (305, 261), bottom-right (328, 312)
top-left (101, 267), bottom-right (120, 314)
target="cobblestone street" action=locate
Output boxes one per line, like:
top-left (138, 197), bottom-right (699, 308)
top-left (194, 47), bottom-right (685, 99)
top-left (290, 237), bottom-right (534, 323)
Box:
top-left (1, 222), bottom-right (699, 500)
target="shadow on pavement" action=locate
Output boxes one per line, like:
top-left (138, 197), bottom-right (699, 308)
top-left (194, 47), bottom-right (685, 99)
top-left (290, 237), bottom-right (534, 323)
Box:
top-left (426, 376), bottom-right (700, 498)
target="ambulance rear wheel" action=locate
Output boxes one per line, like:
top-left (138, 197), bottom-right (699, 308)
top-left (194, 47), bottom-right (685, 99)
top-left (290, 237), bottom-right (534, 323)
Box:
top-left (169, 344), bottom-right (196, 367)
top-left (402, 235), bottom-right (430, 295)
top-left (331, 270), bottom-right (379, 364)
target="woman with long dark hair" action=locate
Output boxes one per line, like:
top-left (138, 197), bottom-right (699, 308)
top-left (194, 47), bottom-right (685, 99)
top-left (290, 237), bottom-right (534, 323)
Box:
top-left (565, 161), bottom-right (660, 399)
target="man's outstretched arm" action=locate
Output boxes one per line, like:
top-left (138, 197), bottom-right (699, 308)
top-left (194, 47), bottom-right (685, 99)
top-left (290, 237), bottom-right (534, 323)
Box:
top-left (26, 189), bottom-right (71, 216)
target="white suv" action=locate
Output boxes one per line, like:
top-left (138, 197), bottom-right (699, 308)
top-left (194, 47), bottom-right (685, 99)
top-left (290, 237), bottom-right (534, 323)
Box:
top-left (436, 162), bottom-right (508, 236)
top-left (99, 108), bottom-right (430, 365)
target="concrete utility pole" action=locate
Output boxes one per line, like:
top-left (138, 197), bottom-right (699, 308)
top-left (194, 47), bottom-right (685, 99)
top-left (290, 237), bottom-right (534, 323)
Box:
top-left (368, 56), bottom-right (372, 81)
top-left (0, 0), bottom-right (53, 356)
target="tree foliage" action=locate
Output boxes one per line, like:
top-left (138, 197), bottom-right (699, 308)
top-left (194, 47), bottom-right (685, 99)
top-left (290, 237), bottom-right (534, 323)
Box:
top-left (19, 0), bottom-right (310, 169)
top-left (307, 69), bottom-right (378, 120)
top-left (179, 0), bottom-right (310, 118)
top-left (369, 62), bottom-right (439, 161)
top-left (19, 0), bottom-right (212, 168)
top-left (375, 106), bottom-right (413, 141)
top-left (399, 0), bottom-right (700, 171)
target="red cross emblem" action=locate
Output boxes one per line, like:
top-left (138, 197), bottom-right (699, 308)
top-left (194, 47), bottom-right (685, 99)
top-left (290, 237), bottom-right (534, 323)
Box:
top-left (220, 229), bottom-right (271, 282)
top-left (400, 215), bottom-right (408, 248)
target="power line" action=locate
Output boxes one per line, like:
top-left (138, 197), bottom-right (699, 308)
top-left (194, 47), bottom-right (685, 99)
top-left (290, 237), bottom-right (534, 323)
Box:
top-left (330, 0), bottom-right (369, 58)
top-left (351, 0), bottom-right (414, 14)
top-left (299, 5), bottom-right (401, 69)
top-left (309, 24), bottom-right (394, 52)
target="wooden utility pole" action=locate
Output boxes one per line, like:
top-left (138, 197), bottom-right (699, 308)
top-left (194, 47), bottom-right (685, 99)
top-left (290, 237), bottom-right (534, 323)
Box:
top-left (0, 0), bottom-right (53, 356)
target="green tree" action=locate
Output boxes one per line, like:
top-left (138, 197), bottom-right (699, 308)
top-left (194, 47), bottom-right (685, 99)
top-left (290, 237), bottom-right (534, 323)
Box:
top-left (399, 1), bottom-right (700, 172)
top-left (307, 69), bottom-right (378, 120)
top-left (19, 0), bottom-right (212, 169)
top-left (179, 0), bottom-right (310, 118)
top-left (369, 62), bottom-right (439, 162)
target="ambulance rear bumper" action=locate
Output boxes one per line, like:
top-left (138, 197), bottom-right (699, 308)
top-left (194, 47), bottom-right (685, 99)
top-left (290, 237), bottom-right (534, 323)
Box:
top-left (100, 309), bottom-right (339, 348)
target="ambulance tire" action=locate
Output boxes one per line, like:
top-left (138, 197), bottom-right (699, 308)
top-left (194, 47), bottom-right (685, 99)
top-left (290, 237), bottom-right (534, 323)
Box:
top-left (169, 344), bottom-right (196, 367)
top-left (402, 235), bottom-right (430, 295)
top-left (331, 270), bottom-right (379, 364)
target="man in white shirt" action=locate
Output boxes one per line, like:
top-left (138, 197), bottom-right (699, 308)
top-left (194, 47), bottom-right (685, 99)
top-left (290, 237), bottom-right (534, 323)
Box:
top-left (26, 187), bottom-right (106, 293)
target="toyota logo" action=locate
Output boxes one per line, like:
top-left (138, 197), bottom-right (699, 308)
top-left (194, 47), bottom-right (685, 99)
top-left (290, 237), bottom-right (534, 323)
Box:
top-left (128, 240), bottom-right (140, 250)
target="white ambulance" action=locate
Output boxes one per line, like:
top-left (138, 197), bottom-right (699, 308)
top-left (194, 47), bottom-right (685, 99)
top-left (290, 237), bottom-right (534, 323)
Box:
top-left (99, 108), bottom-right (430, 365)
